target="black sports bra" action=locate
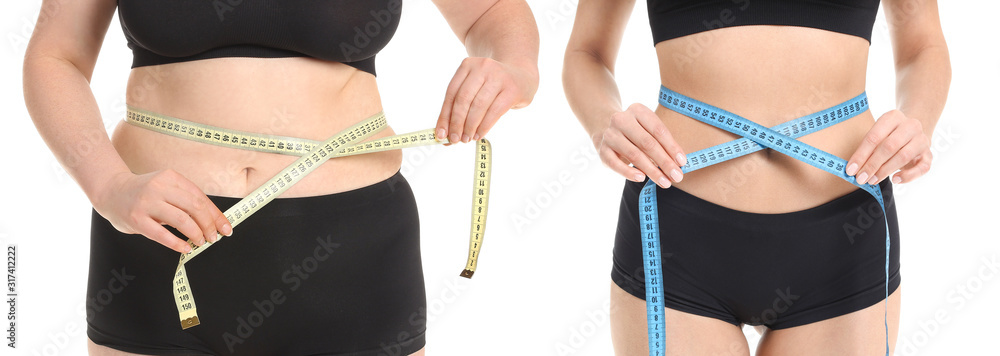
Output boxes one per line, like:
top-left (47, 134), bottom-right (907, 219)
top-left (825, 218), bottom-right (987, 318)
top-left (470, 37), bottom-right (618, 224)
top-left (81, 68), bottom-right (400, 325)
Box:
top-left (647, 0), bottom-right (880, 45)
top-left (117, 0), bottom-right (401, 76)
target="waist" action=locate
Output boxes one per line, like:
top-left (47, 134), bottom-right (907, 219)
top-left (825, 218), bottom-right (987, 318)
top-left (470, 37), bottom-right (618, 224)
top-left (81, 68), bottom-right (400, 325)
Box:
top-left (654, 84), bottom-right (875, 214)
top-left (654, 26), bottom-right (870, 87)
top-left (112, 57), bottom-right (401, 198)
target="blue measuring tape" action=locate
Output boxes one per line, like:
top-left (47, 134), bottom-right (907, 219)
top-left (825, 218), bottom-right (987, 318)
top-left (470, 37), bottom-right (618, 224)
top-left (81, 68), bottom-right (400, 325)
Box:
top-left (640, 85), bottom-right (891, 355)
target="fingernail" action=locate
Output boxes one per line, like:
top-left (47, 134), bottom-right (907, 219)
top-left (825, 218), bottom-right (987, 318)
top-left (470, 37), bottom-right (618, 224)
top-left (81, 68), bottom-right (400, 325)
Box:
top-left (676, 153), bottom-right (688, 167)
top-left (473, 134), bottom-right (480, 141)
top-left (436, 128), bottom-right (446, 140)
top-left (846, 163), bottom-right (858, 176)
top-left (633, 173), bottom-right (645, 182)
top-left (657, 177), bottom-right (671, 189)
top-left (892, 176), bottom-right (902, 184)
top-left (223, 223), bottom-right (233, 236)
top-left (183, 245), bottom-right (192, 253)
top-left (669, 169), bottom-right (683, 182)
top-left (449, 133), bottom-right (460, 143)
top-left (462, 134), bottom-right (471, 143)
top-left (867, 175), bottom-right (878, 185)
top-left (855, 172), bottom-right (868, 184)
top-left (207, 234), bottom-right (216, 243)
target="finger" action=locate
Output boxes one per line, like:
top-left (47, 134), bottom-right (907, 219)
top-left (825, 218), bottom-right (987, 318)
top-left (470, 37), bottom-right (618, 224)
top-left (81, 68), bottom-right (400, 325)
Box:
top-left (163, 187), bottom-right (220, 243)
top-left (859, 121), bottom-right (922, 185)
top-left (616, 110), bottom-right (679, 183)
top-left (172, 177), bottom-right (232, 239)
top-left (449, 73), bottom-right (487, 144)
top-left (437, 63), bottom-right (472, 140)
top-left (474, 88), bottom-right (517, 141)
top-left (599, 144), bottom-right (644, 182)
top-left (150, 201), bottom-right (206, 246)
top-left (847, 111), bottom-right (902, 178)
top-left (463, 78), bottom-right (503, 142)
top-left (872, 139), bottom-right (929, 184)
top-left (604, 130), bottom-right (671, 188)
top-left (892, 151), bottom-right (932, 184)
top-left (634, 105), bottom-right (686, 179)
top-left (136, 216), bottom-right (193, 253)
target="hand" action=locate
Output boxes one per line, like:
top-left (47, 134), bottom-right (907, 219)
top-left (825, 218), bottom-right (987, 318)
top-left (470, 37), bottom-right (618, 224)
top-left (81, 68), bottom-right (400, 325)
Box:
top-left (846, 110), bottom-right (932, 185)
top-left (435, 57), bottom-right (537, 145)
top-left (92, 170), bottom-right (233, 253)
top-left (596, 103), bottom-right (687, 189)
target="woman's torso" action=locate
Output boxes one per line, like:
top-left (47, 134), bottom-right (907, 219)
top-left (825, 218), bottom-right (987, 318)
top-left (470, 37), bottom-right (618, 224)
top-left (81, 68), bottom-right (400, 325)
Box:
top-left (110, 0), bottom-right (403, 199)
top-left (655, 26), bottom-right (873, 213)
top-left (111, 58), bottom-right (401, 198)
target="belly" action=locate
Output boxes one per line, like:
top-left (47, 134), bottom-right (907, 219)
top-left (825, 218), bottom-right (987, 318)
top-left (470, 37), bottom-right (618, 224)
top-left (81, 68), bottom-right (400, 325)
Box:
top-left (655, 26), bottom-right (874, 213)
top-left (110, 57), bottom-right (403, 198)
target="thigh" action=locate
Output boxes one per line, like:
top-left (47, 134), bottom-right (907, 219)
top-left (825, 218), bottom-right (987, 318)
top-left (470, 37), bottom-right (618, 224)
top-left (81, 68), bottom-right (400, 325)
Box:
top-left (611, 281), bottom-right (750, 356)
top-left (88, 339), bottom-right (155, 356)
top-left (89, 339), bottom-right (426, 356)
top-left (756, 286), bottom-right (901, 356)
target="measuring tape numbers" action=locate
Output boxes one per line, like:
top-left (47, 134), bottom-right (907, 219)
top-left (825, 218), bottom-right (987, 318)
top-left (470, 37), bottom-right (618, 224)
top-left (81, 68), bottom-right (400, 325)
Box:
top-left (125, 106), bottom-right (494, 329)
top-left (460, 139), bottom-right (491, 278)
top-left (640, 86), bottom-right (891, 355)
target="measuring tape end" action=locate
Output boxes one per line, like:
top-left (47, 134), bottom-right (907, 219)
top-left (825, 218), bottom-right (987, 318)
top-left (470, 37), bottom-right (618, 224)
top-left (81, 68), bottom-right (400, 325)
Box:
top-left (459, 269), bottom-right (474, 279)
top-left (180, 316), bottom-right (200, 330)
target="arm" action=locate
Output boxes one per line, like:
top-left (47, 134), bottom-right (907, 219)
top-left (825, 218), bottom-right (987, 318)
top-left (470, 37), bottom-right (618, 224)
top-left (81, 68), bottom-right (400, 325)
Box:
top-left (431, 0), bottom-right (539, 143)
top-left (23, 0), bottom-right (230, 252)
top-left (563, 0), bottom-right (634, 147)
top-left (846, 0), bottom-right (951, 184)
top-left (22, 0), bottom-right (126, 203)
top-left (563, 0), bottom-right (685, 188)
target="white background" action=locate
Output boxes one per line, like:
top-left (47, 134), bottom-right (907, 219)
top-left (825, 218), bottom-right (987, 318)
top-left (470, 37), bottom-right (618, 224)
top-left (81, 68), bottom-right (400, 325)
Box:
top-left (2, 0), bottom-right (998, 355)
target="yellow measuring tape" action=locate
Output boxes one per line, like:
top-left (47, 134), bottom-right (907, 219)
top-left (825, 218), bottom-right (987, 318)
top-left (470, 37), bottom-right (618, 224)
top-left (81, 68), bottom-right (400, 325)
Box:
top-left (125, 106), bottom-right (492, 329)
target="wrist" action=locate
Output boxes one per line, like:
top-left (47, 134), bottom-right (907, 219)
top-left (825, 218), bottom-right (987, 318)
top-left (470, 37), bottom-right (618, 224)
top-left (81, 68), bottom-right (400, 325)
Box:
top-left (501, 59), bottom-right (539, 108)
top-left (85, 170), bottom-right (133, 209)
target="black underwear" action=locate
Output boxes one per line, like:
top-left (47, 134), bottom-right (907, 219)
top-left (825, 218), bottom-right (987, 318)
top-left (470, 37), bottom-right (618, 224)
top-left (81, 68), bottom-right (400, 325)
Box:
top-left (87, 171), bottom-right (426, 355)
top-left (612, 178), bottom-right (901, 329)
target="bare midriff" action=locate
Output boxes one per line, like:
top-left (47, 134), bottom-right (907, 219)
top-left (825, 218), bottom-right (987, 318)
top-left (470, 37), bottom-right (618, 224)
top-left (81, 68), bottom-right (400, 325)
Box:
top-left (654, 25), bottom-right (874, 213)
top-left (111, 56), bottom-right (402, 199)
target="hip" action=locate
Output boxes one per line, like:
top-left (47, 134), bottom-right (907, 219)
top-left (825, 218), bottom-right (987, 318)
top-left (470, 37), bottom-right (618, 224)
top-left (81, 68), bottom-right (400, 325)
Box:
top-left (613, 176), bottom-right (900, 278)
top-left (86, 170), bottom-right (425, 355)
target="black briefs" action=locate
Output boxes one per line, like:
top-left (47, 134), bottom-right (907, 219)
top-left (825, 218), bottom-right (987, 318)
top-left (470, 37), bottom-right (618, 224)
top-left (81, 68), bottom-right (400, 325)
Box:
top-left (86, 171), bottom-right (426, 355)
top-left (612, 178), bottom-right (901, 329)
